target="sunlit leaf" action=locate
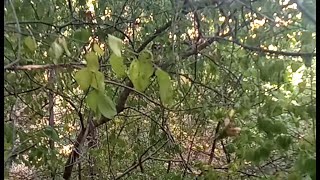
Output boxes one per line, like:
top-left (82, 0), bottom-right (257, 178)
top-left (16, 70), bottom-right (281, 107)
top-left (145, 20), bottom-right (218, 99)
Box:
top-left (91, 71), bottom-right (105, 91)
top-left (128, 57), bottom-right (154, 92)
top-left (85, 52), bottom-right (99, 72)
top-left (155, 68), bottom-right (173, 105)
top-left (138, 50), bottom-right (153, 62)
top-left (86, 89), bottom-right (99, 113)
top-left (58, 37), bottom-right (71, 57)
top-left (93, 43), bottom-right (104, 57)
top-left (48, 41), bottom-right (64, 63)
top-left (24, 36), bottom-right (37, 52)
top-left (128, 59), bottom-right (142, 91)
top-left (138, 50), bottom-right (154, 79)
top-left (97, 92), bottom-right (117, 119)
top-left (109, 53), bottom-right (127, 78)
top-left (75, 68), bottom-right (92, 91)
top-left (108, 34), bottom-right (122, 57)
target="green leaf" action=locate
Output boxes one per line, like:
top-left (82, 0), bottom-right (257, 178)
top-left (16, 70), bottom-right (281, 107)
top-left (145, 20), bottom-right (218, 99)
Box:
top-left (73, 29), bottom-right (91, 43)
top-left (304, 157), bottom-right (316, 179)
top-left (155, 68), bottom-right (173, 105)
top-left (225, 144), bottom-right (236, 153)
top-left (257, 145), bottom-right (271, 161)
top-left (257, 117), bottom-right (273, 135)
top-left (138, 52), bottom-right (154, 77)
top-left (97, 92), bottom-right (117, 119)
top-left (287, 173), bottom-right (300, 180)
top-left (109, 53), bottom-right (127, 78)
top-left (91, 71), bottom-right (105, 91)
top-left (272, 61), bottom-right (285, 73)
top-left (272, 121), bottom-right (287, 134)
top-left (276, 135), bottom-right (292, 150)
top-left (86, 90), bottom-right (99, 113)
top-left (43, 126), bottom-right (59, 141)
top-left (128, 57), bottom-right (154, 92)
top-left (93, 43), bottom-right (104, 57)
top-left (48, 41), bottom-right (64, 63)
top-left (128, 59), bottom-right (141, 89)
top-left (24, 36), bottom-right (37, 52)
top-left (4, 123), bottom-right (13, 144)
top-left (138, 50), bottom-right (153, 62)
top-left (298, 82), bottom-right (306, 93)
top-left (149, 120), bottom-right (158, 145)
top-left (291, 62), bottom-right (301, 72)
top-left (85, 52), bottom-right (99, 72)
top-left (302, 54), bottom-right (313, 67)
top-left (244, 149), bottom-right (257, 162)
top-left (300, 31), bottom-right (315, 67)
top-left (108, 34), bottom-right (122, 57)
top-left (75, 68), bottom-right (93, 91)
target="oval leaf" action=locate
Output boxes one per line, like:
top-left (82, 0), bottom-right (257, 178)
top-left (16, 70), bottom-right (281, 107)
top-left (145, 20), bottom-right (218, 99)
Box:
top-left (155, 68), bottom-right (173, 105)
top-left (108, 34), bottom-right (122, 57)
top-left (43, 126), bottom-right (59, 141)
top-left (128, 58), bottom-right (154, 92)
top-left (85, 52), bottom-right (99, 72)
top-left (24, 36), bottom-right (37, 52)
top-left (91, 71), bottom-right (105, 91)
top-left (109, 53), bottom-right (127, 78)
top-left (48, 41), bottom-right (64, 63)
top-left (75, 68), bottom-right (92, 91)
top-left (97, 92), bottom-right (117, 119)
top-left (73, 29), bottom-right (91, 43)
top-left (86, 90), bottom-right (99, 113)
top-left (58, 37), bottom-right (71, 57)
top-left (128, 59), bottom-right (141, 89)
top-left (138, 50), bottom-right (153, 62)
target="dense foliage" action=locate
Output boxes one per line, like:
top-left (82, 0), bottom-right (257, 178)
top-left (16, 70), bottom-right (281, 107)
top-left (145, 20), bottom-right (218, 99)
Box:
top-left (4, 0), bottom-right (316, 179)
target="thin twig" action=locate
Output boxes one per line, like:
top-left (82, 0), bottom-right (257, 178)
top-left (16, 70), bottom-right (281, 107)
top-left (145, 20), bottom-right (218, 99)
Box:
top-left (4, 0), bottom-right (22, 69)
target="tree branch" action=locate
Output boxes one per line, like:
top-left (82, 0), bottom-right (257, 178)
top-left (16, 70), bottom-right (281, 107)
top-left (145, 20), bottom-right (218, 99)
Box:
top-left (62, 20), bottom-right (172, 179)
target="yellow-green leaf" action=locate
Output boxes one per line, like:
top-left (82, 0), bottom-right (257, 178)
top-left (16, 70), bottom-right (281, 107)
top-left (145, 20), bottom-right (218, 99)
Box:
top-left (155, 68), bottom-right (173, 105)
top-left (108, 34), bottom-right (122, 57)
top-left (128, 59), bottom-right (142, 90)
top-left (91, 71), bottom-right (105, 91)
top-left (75, 68), bottom-right (92, 91)
top-left (24, 36), bottom-right (37, 52)
top-left (298, 82), bottom-right (306, 93)
top-left (93, 43), bottom-right (104, 57)
top-left (128, 58), bottom-right (154, 92)
top-left (109, 53), bottom-right (127, 78)
top-left (85, 52), bottom-right (99, 72)
top-left (138, 51), bottom-right (154, 80)
top-left (48, 41), bottom-right (64, 63)
top-left (138, 50), bottom-right (153, 62)
top-left (97, 92), bottom-right (117, 119)
top-left (58, 37), bottom-right (71, 57)
top-left (86, 89), bottom-right (99, 113)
